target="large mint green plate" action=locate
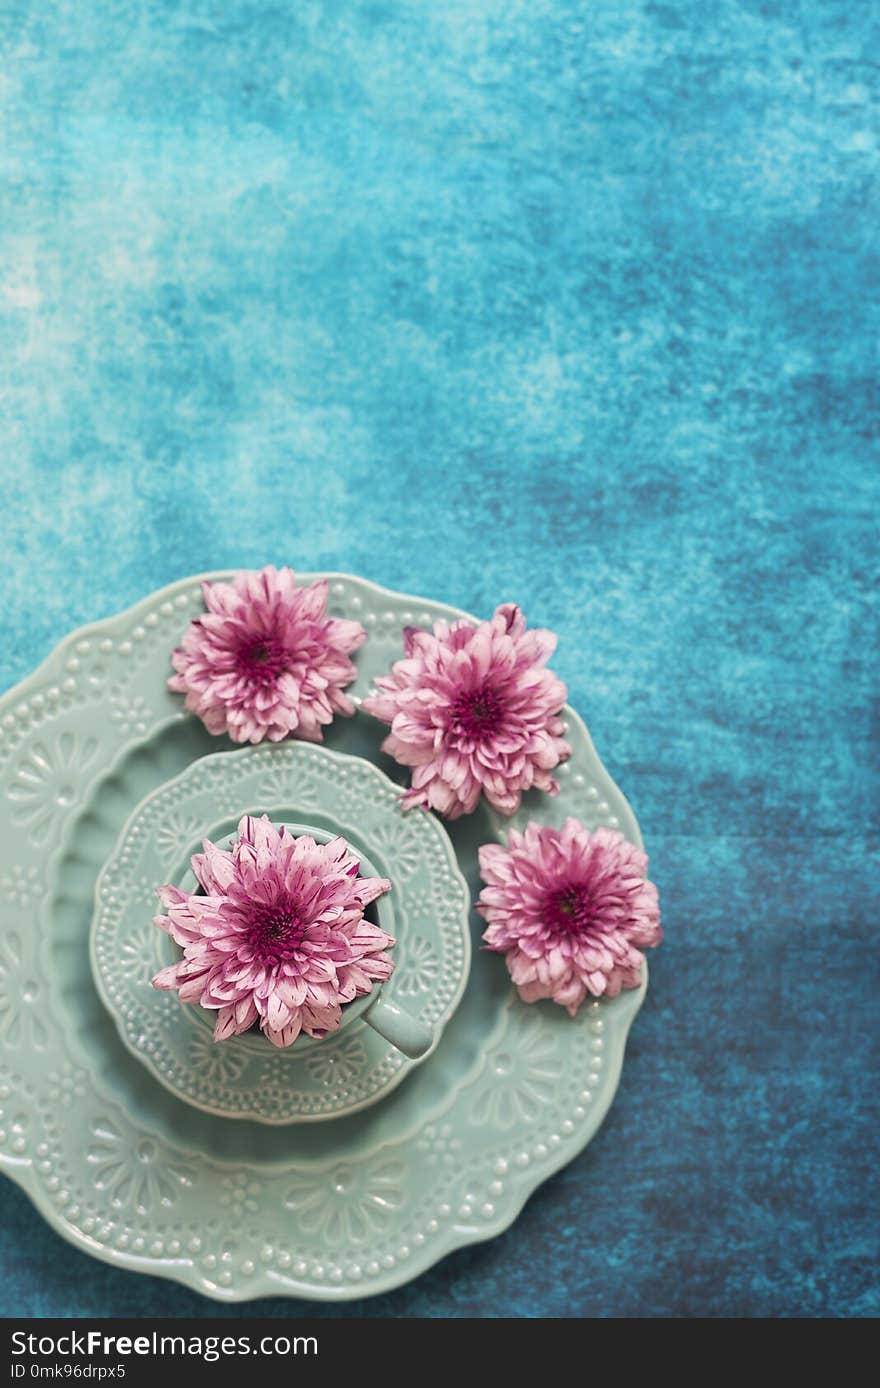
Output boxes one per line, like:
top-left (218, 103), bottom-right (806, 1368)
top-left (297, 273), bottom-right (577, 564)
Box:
top-left (0, 573), bottom-right (646, 1301)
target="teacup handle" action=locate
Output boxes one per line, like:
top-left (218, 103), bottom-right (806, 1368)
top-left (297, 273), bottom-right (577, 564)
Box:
top-left (362, 995), bottom-right (433, 1059)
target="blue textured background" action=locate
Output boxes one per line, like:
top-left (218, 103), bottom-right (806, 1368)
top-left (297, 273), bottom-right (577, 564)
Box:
top-left (1, 0), bottom-right (877, 1318)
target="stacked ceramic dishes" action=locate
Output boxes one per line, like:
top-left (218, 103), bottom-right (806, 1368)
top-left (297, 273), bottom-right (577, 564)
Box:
top-left (0, 574), bottom-right (646, 1300)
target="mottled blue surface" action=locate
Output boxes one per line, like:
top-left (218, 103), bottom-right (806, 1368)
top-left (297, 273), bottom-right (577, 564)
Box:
top-left (1, 0), bottom-right (877, 1318)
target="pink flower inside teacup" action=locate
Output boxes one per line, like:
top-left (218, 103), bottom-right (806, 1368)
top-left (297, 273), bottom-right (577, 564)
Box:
top-left (151, 815), bottom-right (394, 1047)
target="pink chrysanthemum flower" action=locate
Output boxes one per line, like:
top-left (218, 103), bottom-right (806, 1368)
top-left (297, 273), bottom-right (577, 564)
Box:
top-left (362, 604), bottom-right (571, 818)
top-left (477, 819), bottom-right (661, 1014)
top-left (168, 566), bottom-right (366, 744)
top-left (151, 815), bottom-right (394, 1047)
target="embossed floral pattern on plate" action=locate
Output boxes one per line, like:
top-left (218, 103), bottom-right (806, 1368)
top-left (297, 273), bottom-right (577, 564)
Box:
top-left (87, 1120), bottom-right (196, 1215)
top-left (7, 733), bottom-right (99, 845)
top-left (284, 1160), bottom-right (405, 1246)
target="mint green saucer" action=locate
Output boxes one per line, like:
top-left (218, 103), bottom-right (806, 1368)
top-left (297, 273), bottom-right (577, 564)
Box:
top-left (0, 573), bottom-right (647, 1301)
top-left (90, 743), bottom-right (471, 1122)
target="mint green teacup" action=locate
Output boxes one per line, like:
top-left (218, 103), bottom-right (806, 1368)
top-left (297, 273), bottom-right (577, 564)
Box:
top-left (91, 740), bottom-right (473, 1122)
top-left (173, 820), bottom-right (434, 1060)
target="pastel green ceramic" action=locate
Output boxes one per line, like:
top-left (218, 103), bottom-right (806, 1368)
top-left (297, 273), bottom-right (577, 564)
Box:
top-left (0, 573), bottom-right (647, 1301)
top-left (90, 747), bottom-right (469, 1120)
top-left (166, 818), bottom-right (420, 1056)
